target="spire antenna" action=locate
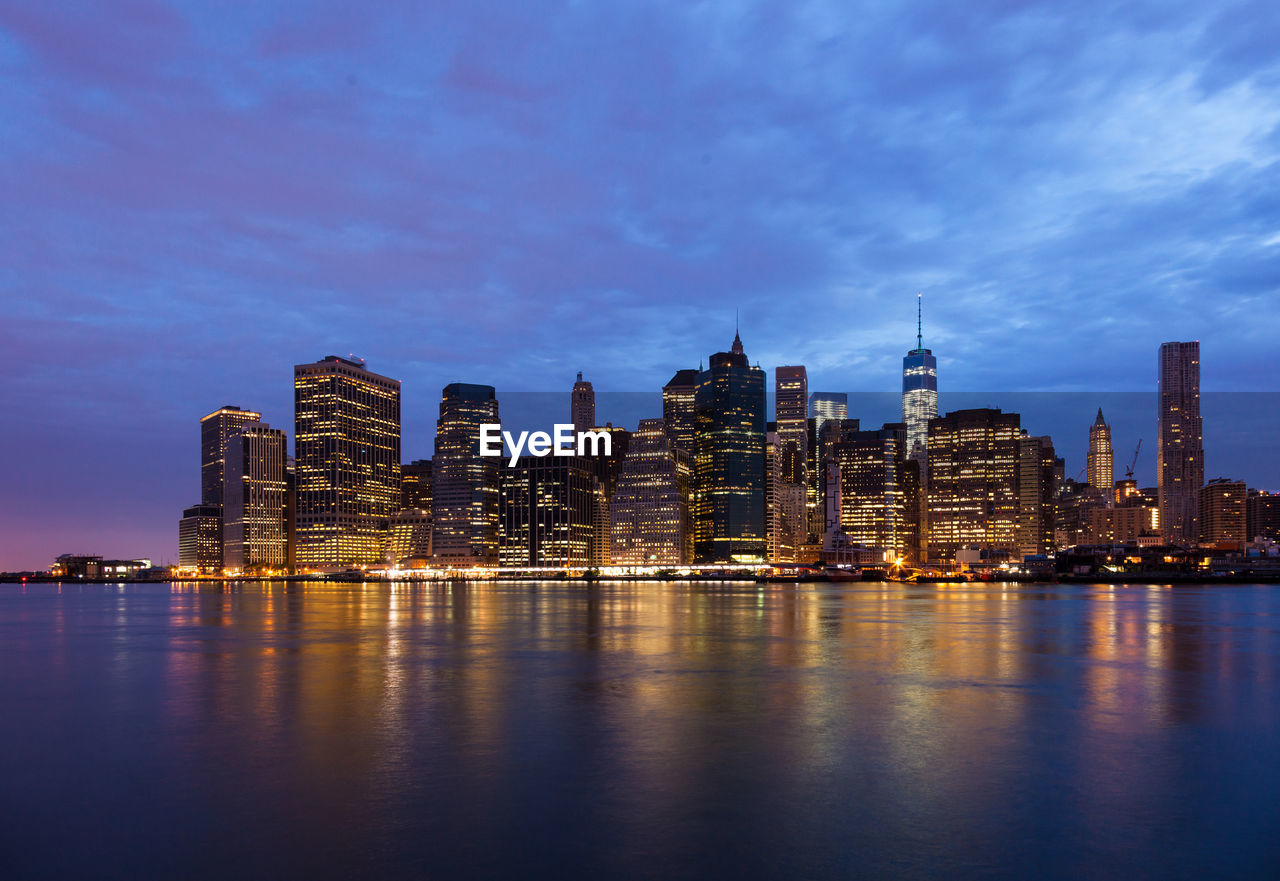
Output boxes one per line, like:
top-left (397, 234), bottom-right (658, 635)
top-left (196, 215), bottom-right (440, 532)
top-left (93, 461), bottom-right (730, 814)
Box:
top-left (916, 292), bottom-right (923, 351)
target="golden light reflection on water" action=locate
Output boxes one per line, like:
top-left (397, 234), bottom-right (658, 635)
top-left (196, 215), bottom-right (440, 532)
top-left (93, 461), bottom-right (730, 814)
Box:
top-left (6, 580), bottom-right (1280, 879)
top-left (152, 582), bottom-right (1279, 791)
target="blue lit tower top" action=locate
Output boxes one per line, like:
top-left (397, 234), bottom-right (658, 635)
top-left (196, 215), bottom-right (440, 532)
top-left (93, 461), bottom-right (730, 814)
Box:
top-left (901, 293), bottom-right (938, 454)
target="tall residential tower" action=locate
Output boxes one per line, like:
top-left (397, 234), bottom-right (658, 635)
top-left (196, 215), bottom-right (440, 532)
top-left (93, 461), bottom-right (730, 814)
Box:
top-left (1157, 342), bottom-right (1203, 544)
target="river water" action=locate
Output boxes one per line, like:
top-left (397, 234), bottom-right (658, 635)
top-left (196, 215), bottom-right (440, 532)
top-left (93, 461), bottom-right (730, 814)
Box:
top-left (1, 581), bottom-right (1277, 880)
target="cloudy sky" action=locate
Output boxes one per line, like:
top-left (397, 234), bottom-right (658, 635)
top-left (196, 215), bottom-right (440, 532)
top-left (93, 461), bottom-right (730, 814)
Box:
top-left (2, 0), bottom-right (1278, 568)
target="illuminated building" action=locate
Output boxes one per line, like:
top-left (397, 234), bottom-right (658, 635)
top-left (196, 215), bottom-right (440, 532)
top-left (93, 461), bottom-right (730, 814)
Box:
top-left (201, 405), bottom-right (262, 508)
top-left (581, 423), bottom-right (630, 564)
top-left (195, 404), bottom-right (262, 564)
top-left (692, 332), bottom-right (767, 564)
top-left (662, 368), bottom-right (699, 457)
top-left (499, 456), bottom-right (602, 567)
top-left (927, 408), bottom-right (1021, 562)
top-left (293, 356), bottom-right (401, 569)
top-left (832, 423), bottom-right (917, 560)
top-left (1017, 433), bottom-right (1057, 556)
top-left (223, 422), bottom-right (288, 572)
top-left (1087, 408), bottom-right (1113, 499)
top-left (808, 392), bottom-right (847, 438)
top-left (431, 382), bottom-right (499, 565)
top-left (1158, 341), bottom-right (1203, 544)
top-left (387, 509), bottom-right (433, 564)
top-left (178, 504), bottom-right (222, 572)
top-left (571, 372), bottom-right (595, 433)
top-left (1198, 478), bottom-right (1247, 544)
top-left (610, 419), bottom-right (690, 565)
top-left (401, 459), bottom-right (433, 510)
top-left (766, 426), bottom-right (806, 563)
top-left (1079, 505), bottom-right (1158, 545)
top-left (1248, 490), bottom-right (1280, 541)
top-left (901, 294), bottom-right (938, 455)
top-left (775, 366), bottom-right (808, 485)
top-left (813, 416), bottom-right (860, 544)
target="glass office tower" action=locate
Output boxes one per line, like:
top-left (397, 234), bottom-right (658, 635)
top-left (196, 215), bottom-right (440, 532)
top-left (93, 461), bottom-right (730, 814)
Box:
top-left (692, 332), bottom-right (767, 564)
top-left (902, 294), bottom-right (938, 454)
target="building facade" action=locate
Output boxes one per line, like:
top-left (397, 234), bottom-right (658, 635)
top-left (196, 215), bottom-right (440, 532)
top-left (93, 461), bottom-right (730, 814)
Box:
top-left (1199, 479), bottom-right (1247, 544)
top-left (293, 356), bottom-right (401, 569)
top-left (774, 366), bottom-right (808, 485)
top-left (499, 456), bottom-right (602, 568)
top-left (927, 408), bottom-right (1021, 562)
top-left (662, 368), bottom-right (699, 457)
top-left (223, 422), bottom-right (289, 572)
top-left (609, 419), bottom-right (689, 565)
top-left (178, 504), bottom-right (222, 572)
top-left (766, 427), bottom-right (807, 564)
top-left (692, 333), bottom-right (767, 564)
top-left (401, 459), bottom-right (433, 510)
top-left (431, 383), bottom-right (500, 566)
top-left (901, 294), bottom-right (938, 455)
top-left (387, 509), bottom-right (433, 564)
top-left (833, 423), bottom-right (916, 560)
top-left (1017, 433), bottom-right (1057, 556)
top-left (808, 392), bottom-right (848, 439)
top-left (1087, 408), bottom-right (1113, 499)
top-left (1248, 490), bottom-right (1280, 541)
top-left (1158, 341), bottom-right (1204, 544)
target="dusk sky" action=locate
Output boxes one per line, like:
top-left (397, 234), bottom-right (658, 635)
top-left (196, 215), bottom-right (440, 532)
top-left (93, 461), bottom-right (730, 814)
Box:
top-left (2, 1), bottom-right (1278, 569)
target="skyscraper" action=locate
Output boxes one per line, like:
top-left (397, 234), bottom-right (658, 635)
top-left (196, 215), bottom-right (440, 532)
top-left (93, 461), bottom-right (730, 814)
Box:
top-left (774, 366), bottom-right (808, 485)
top-left (766, 426), bottom-right (806, 564)
top-left (1087, 408), bottom-right (1113, 498)
top-left (901, 294), bottom-right (938, 455)
top-left (499, 455), bottom-right (602, 568)
top-left (692, 332), bottom-right (767, 564)
top-left (201, 405), bottom-right (262, 509)
top-left (223, 422), bottom-right (288, 572)
top-left (1017, 433), bottom-right (1057, 556)
top-left (571, 372), bottom-right (595, 433)
top-left (927, 408), bottom-right (1021, 562)
top-left (662, 368), bottom-right (699, 456)
top-left (833, 423), bottom-right (914, 559)
top-left (1158, 342), bottom-right (1203, 544)
top-left (808, 392), bottom-right (848, 439)
top-left (610, 419), bottom-right (690, 565)
top-left (293, 356), bottom-right (401, 569)
top-left (431, 383), bottom-right (500, 565)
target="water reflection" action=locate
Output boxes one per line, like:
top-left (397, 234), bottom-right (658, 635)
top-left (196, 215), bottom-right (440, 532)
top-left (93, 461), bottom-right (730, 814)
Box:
top-left (1, 582), bottom-right (1278, 880)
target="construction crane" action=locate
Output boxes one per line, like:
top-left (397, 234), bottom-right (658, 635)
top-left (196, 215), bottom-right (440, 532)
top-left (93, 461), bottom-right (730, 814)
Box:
top-left (1124, 438), bottom-right (1142, 480)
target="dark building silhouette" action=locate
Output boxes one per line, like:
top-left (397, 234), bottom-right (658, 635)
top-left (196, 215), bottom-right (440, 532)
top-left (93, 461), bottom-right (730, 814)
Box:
top-left (692, 332), bottom-right (767, 564)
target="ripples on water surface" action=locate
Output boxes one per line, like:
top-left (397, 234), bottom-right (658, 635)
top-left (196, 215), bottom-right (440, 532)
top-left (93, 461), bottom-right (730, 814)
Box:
top-left (1, 581), bottom-right (1278, 880)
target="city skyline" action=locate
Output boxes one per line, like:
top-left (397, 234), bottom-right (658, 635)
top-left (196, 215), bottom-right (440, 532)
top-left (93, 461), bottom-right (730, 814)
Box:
top-left (5, 328), bottom-right (1279, 571)
top-left (4, 1), bottom-right (1280, 569)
